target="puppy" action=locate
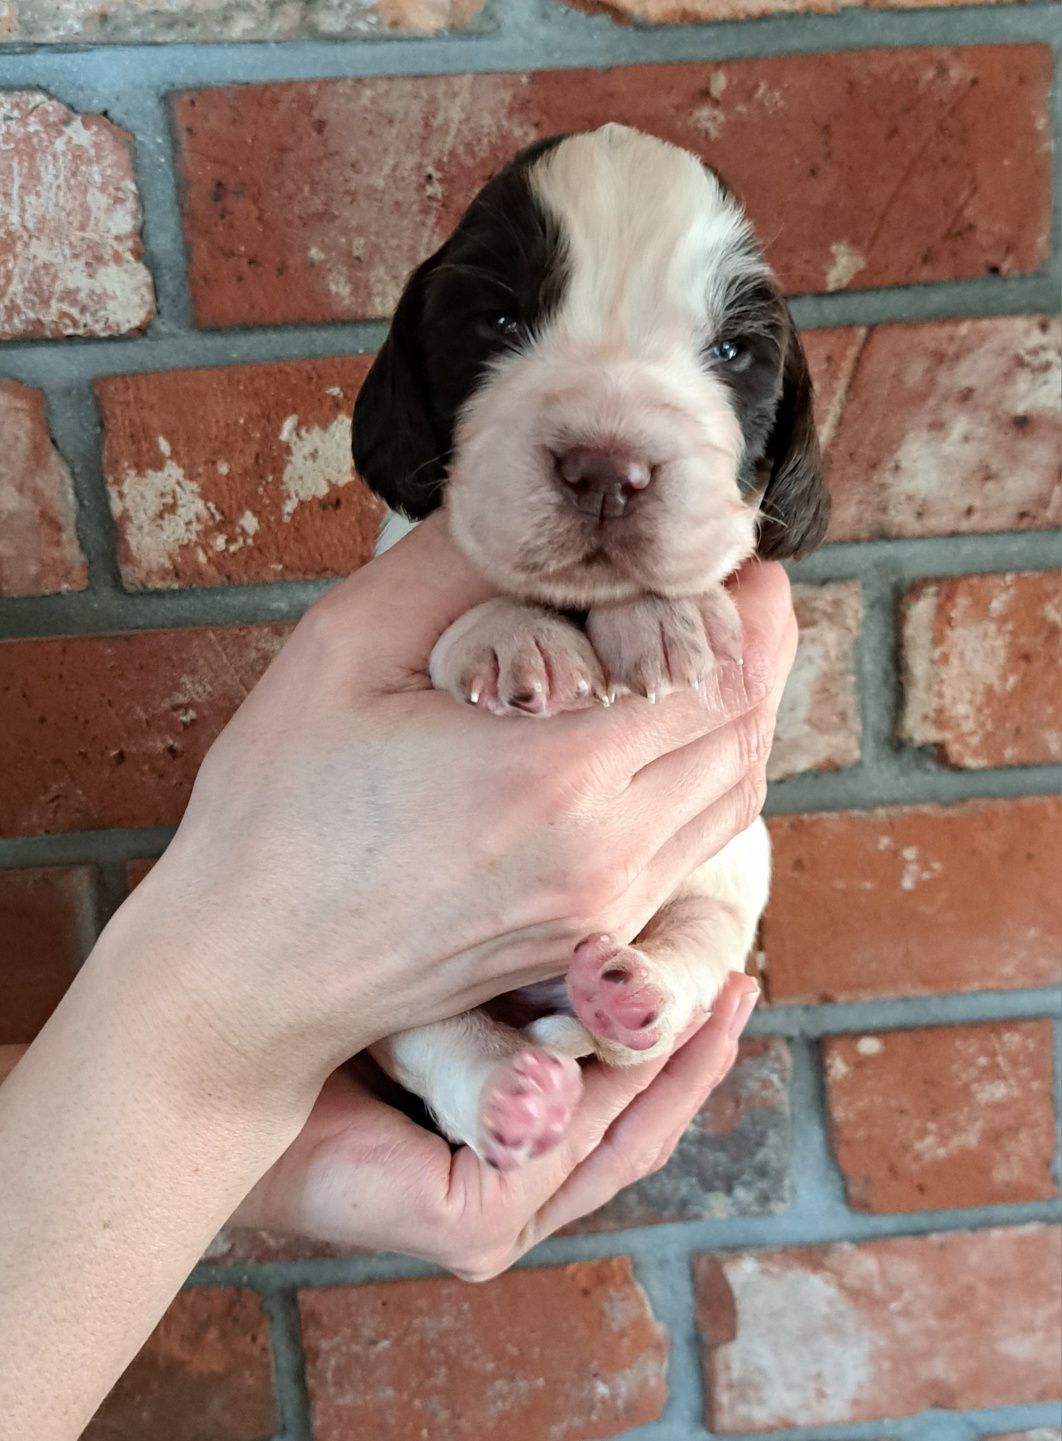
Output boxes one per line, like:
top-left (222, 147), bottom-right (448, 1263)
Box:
top-left (352, 125), bottom-right (828, 1171)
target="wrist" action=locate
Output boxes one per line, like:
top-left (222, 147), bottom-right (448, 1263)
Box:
top-left (93, 874), bottom-right (354, 1128)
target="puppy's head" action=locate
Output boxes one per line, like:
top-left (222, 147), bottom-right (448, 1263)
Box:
top-left (353, 125), bottom-right (828, 606)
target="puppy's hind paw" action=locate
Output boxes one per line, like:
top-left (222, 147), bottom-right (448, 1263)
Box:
top-left (568, 934), bottom-right (671, 1058)
top-left (478, 1048), bottom-right (582, 1171)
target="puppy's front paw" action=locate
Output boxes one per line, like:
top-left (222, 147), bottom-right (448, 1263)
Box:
top-left (431, 599), bottom-right (606, 716)
top-left (586, 587), bottom-right (743, 702)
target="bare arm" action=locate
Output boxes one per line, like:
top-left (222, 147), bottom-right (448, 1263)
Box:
top-left (0, 516), bottom-right (794, 1440)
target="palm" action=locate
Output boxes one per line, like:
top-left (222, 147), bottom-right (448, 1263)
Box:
top-left (234, 973), bottom-right (755, 1281)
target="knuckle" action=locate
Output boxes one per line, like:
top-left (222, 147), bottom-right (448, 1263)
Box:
top-left (738, 769), bottom-right (769, 830)
top-left (738, 705), bottom-right (775, 771)
top-left (450, 1246), bottom-right (512, 1283)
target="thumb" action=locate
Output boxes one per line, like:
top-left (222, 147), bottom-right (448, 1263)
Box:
top-left (311, 511), bottom-right (498, 682)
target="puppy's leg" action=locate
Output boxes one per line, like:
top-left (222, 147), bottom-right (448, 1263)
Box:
top-left (430, 598), bottom-right (607, 717)
top-left (371, 1010), bottom-right (583, 1172)
top-left (568, 819), bottom-right (769, 1062)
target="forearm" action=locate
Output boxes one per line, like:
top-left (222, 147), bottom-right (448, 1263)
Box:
top-left (0, 931), bottom-right (306, 1441)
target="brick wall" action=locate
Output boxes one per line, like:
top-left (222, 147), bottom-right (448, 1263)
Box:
top-left (1, 2), bottom-right (1059, 1438)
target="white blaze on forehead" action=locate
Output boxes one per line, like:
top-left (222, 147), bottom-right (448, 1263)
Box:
top-left (531, 124), bottom-right (762, 349)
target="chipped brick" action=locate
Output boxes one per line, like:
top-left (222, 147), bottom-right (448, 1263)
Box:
top-left (901, 571), bottom-right (1061, 768)
top-left (0, 379), bottom-right (88, 597)
top-left (97, 357), bottom-right (381, 590)
top-left (0, 91), bottom-right (154, 340)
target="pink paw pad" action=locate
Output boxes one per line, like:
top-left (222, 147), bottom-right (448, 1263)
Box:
top-left (478, 1048), bottom-right (582, 1172)
top-left (568, 934), bottom-right (668, 1052)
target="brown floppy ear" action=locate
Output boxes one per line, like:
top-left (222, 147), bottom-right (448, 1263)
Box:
top-left (351, 245), bottom-right (451, 519)
top-left (756, 312), bottom-right (829, 560)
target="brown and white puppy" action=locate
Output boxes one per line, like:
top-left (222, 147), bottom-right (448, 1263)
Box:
top-left (352, 124), bottom-right (828, 1170)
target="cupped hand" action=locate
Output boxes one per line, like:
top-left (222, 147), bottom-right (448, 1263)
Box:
top-left (101, 513), bottom-right (794, 1114)
top-left (232, 971), bottom-right (760, 1279)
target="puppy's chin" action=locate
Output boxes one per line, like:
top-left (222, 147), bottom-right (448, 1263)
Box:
top-left (446, 465), bottom-right (760, 610)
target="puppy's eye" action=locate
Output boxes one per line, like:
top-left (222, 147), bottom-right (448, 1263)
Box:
top-left (707, 339), bottom-right (743, 363)
top-left (482, 313), bottom-right (523, 341)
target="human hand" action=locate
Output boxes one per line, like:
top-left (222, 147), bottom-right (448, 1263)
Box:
top-left (99, 513), bottom-right (795, 1118)
top-left (232, 972), bottom-right (760, 1279)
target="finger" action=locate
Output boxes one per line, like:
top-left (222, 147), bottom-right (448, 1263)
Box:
top-left (543, 559), bottom-right (793, 777)
top-left (611, 767), bottom-right (768, 942)
top-left (625, 606), bottom-right (797, 841)
top-left (525, 974), bottom-right (759, 1243)
top-left (311, 511), bottom-right (498, 678)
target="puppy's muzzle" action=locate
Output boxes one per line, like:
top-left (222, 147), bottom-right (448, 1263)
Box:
top-left (553, 446), bottom-right (655, 521)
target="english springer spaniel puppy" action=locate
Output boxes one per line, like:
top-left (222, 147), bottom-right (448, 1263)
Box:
top-left (352, 124), bottom-right (828, 1171)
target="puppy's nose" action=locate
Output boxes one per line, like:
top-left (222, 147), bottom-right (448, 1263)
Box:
top-left (554, 447), bottom-right (653, 520)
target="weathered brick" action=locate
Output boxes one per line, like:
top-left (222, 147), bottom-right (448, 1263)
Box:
top-left (695, 1226), bottom-right (1062, 1430)
top-left (0, 92), bottom-right (154, 340)
top-left (0, 380), bottom-right (88, 598)
top-left (901, 571), bottom-right (1061, 768)
top-left (0, 866), bottom-right (95, 1044)
top-left (0, 626), bottom-right (288, 836)
top-left (562, 0), bottom-right (1022, 18)
top-left (174, 47), bottom-right (1052, 327)
top-left (300, 1259), bottom-right (667, 1441)
top-left (762, 798), bottom-right (1061, 1003)
top-left (572, 1036), bottom-right (791, 1231)
top-left (97, 357), bottom-right (381, 590)
top-left (824, 1020), bottom-right (1059, 1213)
top-left (1, 0), bottom-right (484, 41)
top-left (83, 1287), bottom-right (276, 1441)
top-left (808, 316), bottom-right (1062, 541)
top-left (768, 581), bottom-right (861, 782)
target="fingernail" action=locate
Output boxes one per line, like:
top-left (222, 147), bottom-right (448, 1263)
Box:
top-left (728, 986), bottom-right (759, 1039)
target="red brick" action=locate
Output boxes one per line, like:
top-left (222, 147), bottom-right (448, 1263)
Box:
top-left (0, 380), bottom-right (88, 598)
top-left (769, 582), bottom-right (861, 782)
top-left (572, 1036), bottom-right (791, 1231)
top-left (695, 1226), bottom-right (1062, 1430)
top-left (174, 47), bottom-right (1052, 328)
top-left (762, 798), bottom-right (1061, 1003)
top-left (0, 866), bottom-right (95, 1044)
top-left (97, 358), bottom-right (381, 590)
top-left (0, 92), bottom-right (154, 340)
top-left (299, 1259), bottom-right (668, 1441)
top-left (824, 1020), bottom-right (1058, 1213)
top-left (0, 626), bottom-right (288, 836)
top-left (562, 0), bottom-right (1021, 17)
top-left (901, 571), bottom-right (1061, 768)
top-left (83, 1287), bottom-right (276, 1441)
top-left (0, 0), bottom-right (484, 40)
top-left (807, 316), bottom-right (1062, 541)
